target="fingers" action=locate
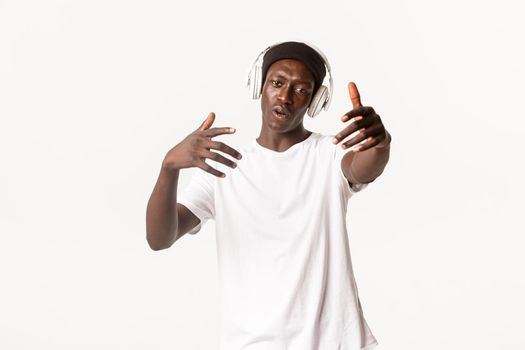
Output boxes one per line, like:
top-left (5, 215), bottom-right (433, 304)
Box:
top-left (195, 148), bottom-right (239, 178)
top-left (201, 150), bottom-right (238, 169)
top-left (338, 83), bottom-right (385, 152)
top-left (340, 123), bottom-right (385, 151)
top-left (207, 140), bottom-right (243, 160)
top-left (204, 126), bottom-right (237, 138)
top-left (348, 82), bottom-right (362, 108)
top-left (347, 134), bottom-right (383, 153)
top-left (192, 113), bottom-right (244, 177)
top-left (197, 112), bottom-right (215, 131)
top-left (196, 160), bottom-right (227, 178)
top-left (199, 140), bottom-right (242, 178)
top-left (341, 106), bottom-right (375, 122)
top-left (332, 115), bottom-right (374, 144)
top-left (196, 113), bottom-right (237, 138)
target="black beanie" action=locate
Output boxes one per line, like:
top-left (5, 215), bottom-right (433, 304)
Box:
top-left (261, 41), bottom-right (327, 94)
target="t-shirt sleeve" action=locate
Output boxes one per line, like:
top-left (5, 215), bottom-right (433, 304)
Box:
top-left (177, 168), bottom-right (216, 235)
top-left (330, 134), bottom-right (368, 195)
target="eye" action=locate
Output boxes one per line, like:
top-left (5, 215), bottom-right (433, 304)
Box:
top-left (295, 87), bottom-right (308, 95)
top-left (271, 80), bottom-right (282, 87)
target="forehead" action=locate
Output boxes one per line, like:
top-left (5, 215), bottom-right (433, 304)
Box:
top-left (266, 59), bottom-right (314, 83)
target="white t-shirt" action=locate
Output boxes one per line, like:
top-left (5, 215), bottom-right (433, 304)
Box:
top-left (178, 131), bottom-right (378, 350)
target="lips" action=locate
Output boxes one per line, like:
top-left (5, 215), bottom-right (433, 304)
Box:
top-left (272, 105), bottom-right (291, 119)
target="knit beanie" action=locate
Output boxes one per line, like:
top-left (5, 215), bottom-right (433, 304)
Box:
top-left (261, 41), bottom-right (326, 93)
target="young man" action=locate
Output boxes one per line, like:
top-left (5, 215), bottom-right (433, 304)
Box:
top-left (146, 41), bottom-right (390, 350)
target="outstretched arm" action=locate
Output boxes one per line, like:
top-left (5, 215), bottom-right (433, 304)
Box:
top-left (332, 82), bottom-right (391, 184)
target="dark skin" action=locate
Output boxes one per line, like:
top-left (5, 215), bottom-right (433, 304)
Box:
top-left (145, 113), bottom-right (241, 250)
top-left (257, 59), bottom-right (316, 151)
top-left (145, 58), bottom-right (390, 250)
top-left (337, 81), bottom-right (391, 184)
top-left (257, 59), bottom-right (391, 184)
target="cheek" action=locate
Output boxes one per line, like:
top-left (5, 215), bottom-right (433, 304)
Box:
top-left (262, 83), bottom-right (276, 99)
top-left (297, 95), bottom-right (312, 110)
top-left (260, 84), bottom-right (275, 109)
top-left (260, 91), bottom-right (271, 115)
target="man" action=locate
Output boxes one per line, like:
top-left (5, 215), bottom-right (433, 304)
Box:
top-left (146, 41), bottom-right (390, 350)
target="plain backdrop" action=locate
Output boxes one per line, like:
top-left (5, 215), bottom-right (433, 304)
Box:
top-left (1, 0), bottom-right (524, 349)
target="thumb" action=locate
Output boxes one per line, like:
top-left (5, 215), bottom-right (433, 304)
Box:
top-left (197, 112), bottom-right (215, 131)
top-left (348, 82), bottom-right (362, 109)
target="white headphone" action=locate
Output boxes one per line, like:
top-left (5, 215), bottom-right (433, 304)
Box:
top-left (246, 41), bottom-right (333, 118)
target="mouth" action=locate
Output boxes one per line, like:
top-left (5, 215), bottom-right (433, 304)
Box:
top-left (272, 106), bottom-right (291, 119)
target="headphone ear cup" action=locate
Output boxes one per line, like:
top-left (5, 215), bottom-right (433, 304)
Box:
top-left (254, 63), bottom-right (264, 99)
top-left (248, 64), bottom-right (258, 99)
top-left (307, 85), bottom-right (328, 118)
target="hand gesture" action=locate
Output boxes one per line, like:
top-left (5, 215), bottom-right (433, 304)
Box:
top-left (332, 82), bottom-right (388, 152)
top-left (162, 112), bottom-right (242, 178)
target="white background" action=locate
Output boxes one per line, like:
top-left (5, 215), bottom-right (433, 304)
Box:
top-left (1, 0), bottom-right (524, 349)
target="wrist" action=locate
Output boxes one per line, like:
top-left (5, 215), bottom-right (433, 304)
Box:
top-left (160, 163), bottom-right (181, 178)
top-left (375, 130), bottom-right (391, 149)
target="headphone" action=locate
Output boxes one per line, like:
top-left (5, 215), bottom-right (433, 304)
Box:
top-left (246, 41), bottom-right (333, 118)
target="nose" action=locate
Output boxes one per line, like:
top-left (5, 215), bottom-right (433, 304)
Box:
top-left (277, 85), bottom-right (293, 104)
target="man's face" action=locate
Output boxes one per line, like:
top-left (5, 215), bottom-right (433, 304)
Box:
top-left (260, 59), bottom-right (315, 133)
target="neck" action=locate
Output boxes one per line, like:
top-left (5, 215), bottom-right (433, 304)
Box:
top-left (256, 127), bottom-right (312, 152)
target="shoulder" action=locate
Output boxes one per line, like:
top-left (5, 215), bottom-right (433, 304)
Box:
top-left (310, 131), bottom-right (338, 145)
top-left (306, 132), bottom-right (341, 157)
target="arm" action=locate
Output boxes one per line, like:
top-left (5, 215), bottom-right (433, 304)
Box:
top-left (334, 82), bottom-right (391, 185)
top-left (145, 112), bottom-right (242, 251)
top-left (341, 131), bottom-right (391, 184)
top-left (146, 167), bottom-right (200, 250)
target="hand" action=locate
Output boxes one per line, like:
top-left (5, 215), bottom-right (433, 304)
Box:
top-left (162, 112), bottom-right (242, 178)
top-left (332, 82), bottom-right (388, 152)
